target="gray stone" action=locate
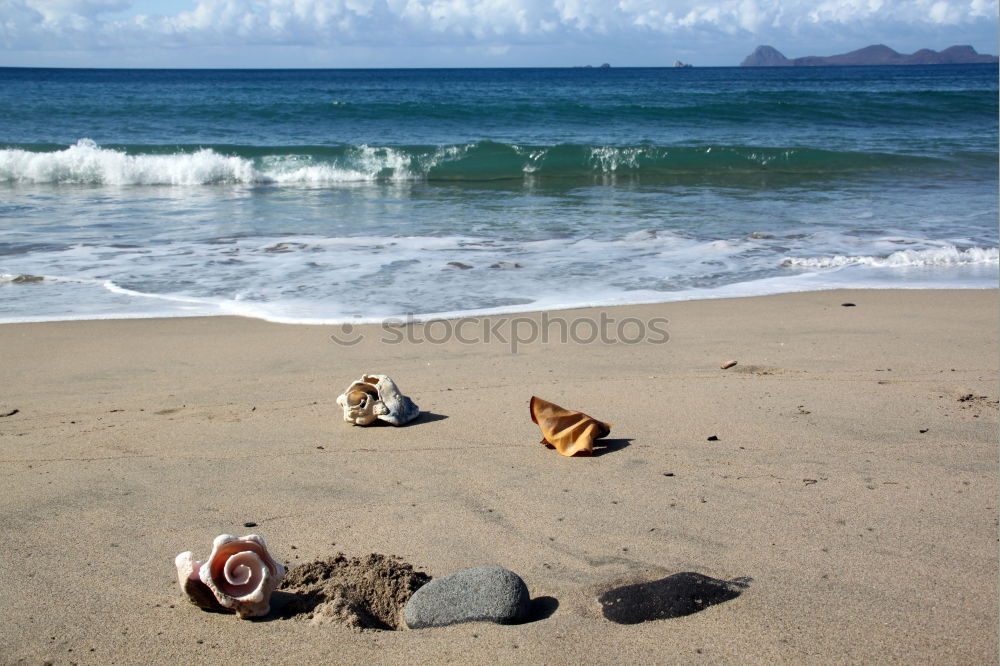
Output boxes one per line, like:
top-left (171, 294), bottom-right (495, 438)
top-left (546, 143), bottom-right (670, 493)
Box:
top-left (403, 565), bottom-right (530, 629)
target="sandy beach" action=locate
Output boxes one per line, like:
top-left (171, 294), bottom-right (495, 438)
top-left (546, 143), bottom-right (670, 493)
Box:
top-left (1, 288), bottom-right (996, 664)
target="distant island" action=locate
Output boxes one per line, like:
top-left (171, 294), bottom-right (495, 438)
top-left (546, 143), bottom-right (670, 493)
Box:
top-left (740, 44), bottom-right (999, 67)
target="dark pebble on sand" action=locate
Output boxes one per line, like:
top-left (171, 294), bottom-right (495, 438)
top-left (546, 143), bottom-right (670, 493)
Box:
top-left (243, 522), bottom-right (257, 528)
top-left (841, 303), bottom-right (856, 307)
top-left (706, 435), bottom-right (719, 441)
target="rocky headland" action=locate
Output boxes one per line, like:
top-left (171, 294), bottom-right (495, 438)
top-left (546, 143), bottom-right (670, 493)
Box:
top-left (740, 44), bottom-right (999, 66)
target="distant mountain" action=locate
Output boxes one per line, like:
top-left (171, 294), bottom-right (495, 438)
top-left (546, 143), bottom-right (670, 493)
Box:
top-left (740, 44), bottom-right (999, 67)
top-left (740, 45), bottom-right (790, 66)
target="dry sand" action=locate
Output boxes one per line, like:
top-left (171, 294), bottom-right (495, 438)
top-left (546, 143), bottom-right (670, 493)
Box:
top-left (0, 289), bottom-right (996, 664)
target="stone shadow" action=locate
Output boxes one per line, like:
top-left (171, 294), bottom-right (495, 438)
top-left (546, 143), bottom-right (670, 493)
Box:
top-left (598, 572), bottom-right (751, 624)
top-left (519, 595), bottom-right (559, 623)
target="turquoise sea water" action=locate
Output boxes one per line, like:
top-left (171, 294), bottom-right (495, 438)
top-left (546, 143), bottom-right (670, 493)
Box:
top-left (0, 65), bottom-right (996, 323)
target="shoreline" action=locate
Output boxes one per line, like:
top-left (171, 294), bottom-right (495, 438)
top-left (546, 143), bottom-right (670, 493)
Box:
top-left (1, 288), bottom-right (996, 663)
top-left (1, 283), bottom-right (998, 327)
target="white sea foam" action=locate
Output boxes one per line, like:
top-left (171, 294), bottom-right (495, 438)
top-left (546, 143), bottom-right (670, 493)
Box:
top-left (3, 224), bottom-right (995, 325)
top-left (589, 146), bottom-right (644, 172)
top-left (0, 140), bottom-right (257, 185)
top-left (0, 140), bottom-right (451, 185)
top-left (781, 246), bottom-right (998, 269)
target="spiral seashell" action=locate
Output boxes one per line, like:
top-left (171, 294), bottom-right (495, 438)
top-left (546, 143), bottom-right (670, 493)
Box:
top-left (338, 384), bottom-right (382, 425)
top-left (336, 374), bottom-right (419, 426)
top-left (174, 551), bottom-right (224, 612)
top-left (175, 534), bottom-right (285, 619)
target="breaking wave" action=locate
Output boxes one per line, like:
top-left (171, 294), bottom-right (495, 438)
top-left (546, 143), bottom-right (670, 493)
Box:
top-left (0, 138), bottom-right (966, 186)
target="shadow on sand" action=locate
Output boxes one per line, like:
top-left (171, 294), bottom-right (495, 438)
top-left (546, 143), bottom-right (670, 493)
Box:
top-left (598, 572), bottom-right (751, 624)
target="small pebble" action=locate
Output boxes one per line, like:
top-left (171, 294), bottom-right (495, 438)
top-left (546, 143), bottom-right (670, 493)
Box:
top-left (721, 361), bottom-right (737, 369)
top-left (707, 435), bottom-right (719, 441)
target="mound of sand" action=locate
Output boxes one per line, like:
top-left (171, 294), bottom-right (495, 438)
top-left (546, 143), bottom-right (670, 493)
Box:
top-left (278, 553), bottom-right (430, 630)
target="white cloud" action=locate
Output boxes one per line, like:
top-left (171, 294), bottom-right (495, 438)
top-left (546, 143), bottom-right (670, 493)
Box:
top-left (30, 0), bottom-right (131, 21)
top-left (928, 0), bottom-right (960, 23)
top-left (0, 0), bottom-right (996, 65)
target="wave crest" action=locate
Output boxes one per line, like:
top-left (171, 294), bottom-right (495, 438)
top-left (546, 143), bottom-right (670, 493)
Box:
top-left (0, 139), bottom-right (258, 185)
top-left (0, 139), bottom-right (959, 186)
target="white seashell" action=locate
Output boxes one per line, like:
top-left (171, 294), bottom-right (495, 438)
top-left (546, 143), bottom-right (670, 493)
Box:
top-left (175, 534), bottom-right (285, 619)
top-left (336, 374), bottom-right (420, 426)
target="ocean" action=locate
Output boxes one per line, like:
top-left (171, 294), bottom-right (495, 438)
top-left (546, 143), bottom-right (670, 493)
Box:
top-left (0, 65), bottom-right (996, 324)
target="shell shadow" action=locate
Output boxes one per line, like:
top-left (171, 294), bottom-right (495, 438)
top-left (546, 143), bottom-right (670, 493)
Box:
top-left (409, 411), bottom-right (448, 425)
top-left (245, 590), bottom-right (298, 623)
top-left (598, 572), bottom-right (751, 624)
top-left (362, 411), bottom-right (448, 427)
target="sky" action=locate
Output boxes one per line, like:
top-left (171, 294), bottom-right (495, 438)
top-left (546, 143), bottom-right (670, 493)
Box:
top-left (1, 0), bottom-right (997, 68)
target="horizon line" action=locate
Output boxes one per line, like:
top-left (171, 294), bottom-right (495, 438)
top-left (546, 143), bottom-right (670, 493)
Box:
top-left (2, 62), bottom-right (997, 71)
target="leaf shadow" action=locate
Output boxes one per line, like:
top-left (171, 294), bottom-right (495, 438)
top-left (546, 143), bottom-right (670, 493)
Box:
top-left (592, 438), bottom-right (633, 457)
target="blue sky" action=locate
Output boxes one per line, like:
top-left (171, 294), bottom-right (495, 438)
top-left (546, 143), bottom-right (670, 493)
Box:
top-left (1, 0), bottom-right (997, 68)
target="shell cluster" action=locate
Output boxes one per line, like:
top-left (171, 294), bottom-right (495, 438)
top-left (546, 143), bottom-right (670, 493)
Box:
top-left (336, 374), bottom-right (420, 426)
top-left (170, 375), bottom-right (625, 630)
top-left (175, 534), bottom-right (285, 619)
